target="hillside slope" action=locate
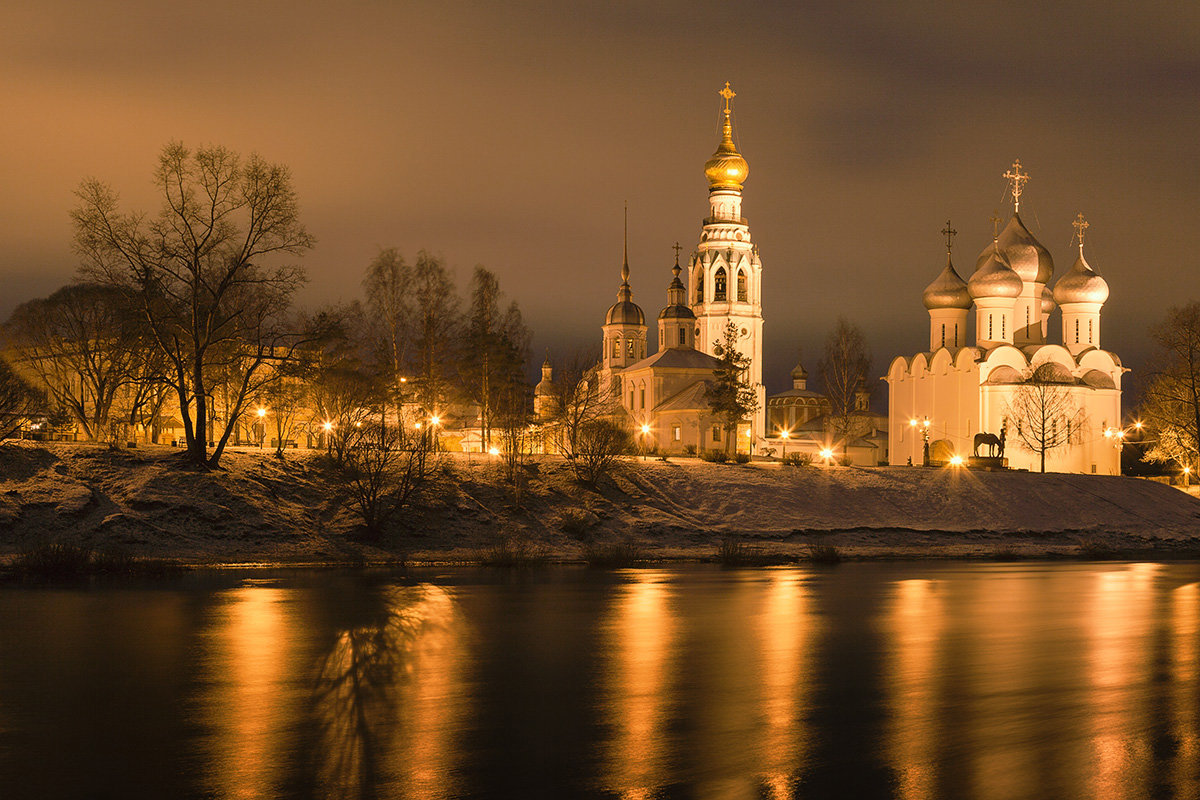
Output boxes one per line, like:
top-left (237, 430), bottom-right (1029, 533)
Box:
top-left (2, 443), bottom-right (1198, 562)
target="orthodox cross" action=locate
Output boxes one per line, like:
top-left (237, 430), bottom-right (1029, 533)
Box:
top-left (941, 220), bottom-right (957, 253)
top-left (1073, 212), bottom-right (1089, 248)
top-left (719, 82), bottom-right (736, 114)
top-left (672, 241), bottom-right (682, 262)
top-left (990, 211), bottom-right (1002, 240)
top-left (1002, 159), bottom-right (1030, 212)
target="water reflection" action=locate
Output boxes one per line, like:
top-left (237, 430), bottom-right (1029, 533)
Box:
top-left (755, 570), bottom-right (813, 798)
top-left (1171, 582), bottom-right (1200, 800)
top-left (885, 578), bottom-right (944, 800)
top-left (601, 570), bottom-right (675, 799)
top-left (200, 583), bottom-right (299, 800)
top-left (312, 583), bottom-right (464, 800)
top-left (1086, 564), bottom-right (1157, 800)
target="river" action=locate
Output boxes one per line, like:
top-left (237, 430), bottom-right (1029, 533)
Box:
top-left (0, 562), bottom-right (1197, 799)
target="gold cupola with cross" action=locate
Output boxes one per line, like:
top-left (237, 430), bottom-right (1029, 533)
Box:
top-left (704, 83), bottom-right (750, 190)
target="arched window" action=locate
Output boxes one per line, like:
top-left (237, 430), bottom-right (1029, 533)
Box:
top-left (678, 326), bottom-right (686, 346)
top-left (954, 323), bottom-right (959, 346)
top-left (626, 338), bottom-right (636, 359)
top-left (714, 267), bottom-right (727, 301)
top-left (1026, 306), bottom-right (1030, 328)
top-left (612, 338), bottom-right (620, 358)
top-left (694, 268), bottom-right (704, 303)
top-left (736, 271), bottom-right (748, 302)
top-left (940, 323), bottom-right (946, 347)
top-left (1001, 315), bottom-right (1006, 339)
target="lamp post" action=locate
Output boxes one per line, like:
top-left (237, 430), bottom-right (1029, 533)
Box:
top-left (820, 447), bottom-right (833, 467)
top-left (779, 428), bottom-right (790, 461)
top-left (1104, 419), bottom-right (1145, 476)
top-left (256, 407), bottom-right (267, 449)
top-left (910, 416), bottom-right (931, 466)
top-left (322, 421), bottom-right (333, 455)
top-left (640, 423), bottom-right (650, 461)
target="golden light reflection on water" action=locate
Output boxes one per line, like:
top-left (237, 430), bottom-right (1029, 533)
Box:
top-left (886, 579), bottom-right (944, 800)
top-left (1086, 564), bottom-right (1157, 800)
top-left (602, 570), bottom-right (674, 799)
top-left (201, 584), bottom-right (296, 800)
top-left (1171, 582), bottom-right (1199, 800)
top-left (312, 584), bottom-right (465, 800)
top-left (755, 570), bottom-right (812, 798)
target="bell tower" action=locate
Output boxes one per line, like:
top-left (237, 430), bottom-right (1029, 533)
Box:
top-left (690, 82), bottom-right (766, 435)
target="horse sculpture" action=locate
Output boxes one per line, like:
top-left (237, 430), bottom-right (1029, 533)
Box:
top-left (973, 428), bottom-right (1006, 458)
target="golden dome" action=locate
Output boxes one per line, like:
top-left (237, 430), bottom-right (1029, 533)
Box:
top-left (704, 113), bottom-right (749, 190)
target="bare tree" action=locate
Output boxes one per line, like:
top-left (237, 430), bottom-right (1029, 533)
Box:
top-left (71, 142), bottom-right (316, 468)
top-left (410, 251), bottom-right (460, 415)
top-left (463, 266), bottom-right (531, 447)
top-left (362, 248), bottom-right (412, 422)
top-left (3, 283), bottom-right (146, 442)
top-left (0, 357), bottom-right (44, 440)
top-left (544, 351), bottom-right (608, 460)
top-left (1142, 303), bottom-right (1200, 470)
top-left (1005, 377), bottom-right (1087, 473)
top-left (339, 422), bottom-right (425, 539)
top-left (818, 317), bottom-right (872, 454)
top-left (573, 418), bottom-right (632, 485)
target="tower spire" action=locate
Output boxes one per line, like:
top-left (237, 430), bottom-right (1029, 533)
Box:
top-left (621, 202), bottom-right (629, 284)
top-left (1003, 159), bottom-right (1030, 213)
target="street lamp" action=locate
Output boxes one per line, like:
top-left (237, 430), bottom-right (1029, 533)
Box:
top-left (640, 423), bottom-right (651, 461)
top-left (910, 416), bottom-right (931, 465)
top-left (779, 428), bottom-right (790, 461)
top-left (322, 421), bottom-right (333, 455)
top-left (819, 447), bottom-right (834, 466)
top-left (949, 454), bottom-right (964, 467)
top-left (256, 407), bottom-right (267, 448)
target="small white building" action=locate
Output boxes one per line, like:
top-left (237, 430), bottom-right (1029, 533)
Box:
top-left (887, 165), bottom-right (1123, 474)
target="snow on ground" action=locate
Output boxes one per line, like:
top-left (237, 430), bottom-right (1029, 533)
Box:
top-left (2, 442), bottom-right (1199, 564)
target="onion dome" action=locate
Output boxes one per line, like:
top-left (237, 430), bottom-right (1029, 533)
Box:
top-left (790, 361), bottom-right (808, 381)
top-left (976, 213), bottom-right (1054, 284)
top-left (923, 253), bottom-right (971, 310)
top-left (1053, 246), bottom-right (1109, 305)
top-left (968, 243), bottom-right (1022, 299)
top-left (659, 252), bottom-right (694, 320)
top-left (534, 353), bottom-right (553, 396)
top-left (704, 83), bottom-right (749, 190)
top-left (1040, 285), bottom-right (1056, 314)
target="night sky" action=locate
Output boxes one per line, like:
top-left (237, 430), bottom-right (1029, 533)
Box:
top-left (4, 1), bottom-right (1198, 397)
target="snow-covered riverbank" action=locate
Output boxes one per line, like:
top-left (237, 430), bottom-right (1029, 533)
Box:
top-left (2, 443), bottom-right (1199, 563)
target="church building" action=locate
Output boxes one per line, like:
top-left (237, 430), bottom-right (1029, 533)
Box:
top-left (576, 83), bottom-right (768, 455)
top-left (887, 162), bottom-right (1124, 474)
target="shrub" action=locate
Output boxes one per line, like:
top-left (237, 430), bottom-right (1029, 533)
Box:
top-left (733, 452), bottom-right (751, 464)
top-left (683, 444), bottom-right (697, 456)
top-left (582, 540), bottom-right (647, 568)
top-left (558, 508), bottom-right (594, 538)
top-left (782, 452), bottom-right (812, 467)
top-left (7, 543), bottom-right (180, 580)
top-left (807, 540), bottom-right (842, 564)
top-left (573, 419), bottom-right (632, 485)
top-left (701, 449), bottom-right (728, 463)
top-left (476, 536), bottom-right (551, 567)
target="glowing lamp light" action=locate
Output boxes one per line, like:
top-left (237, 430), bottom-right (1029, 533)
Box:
top-left (819, 448), bottom-right (834, 460)
top-left (322, 422), bottom-right (333, 432)
top-left (641, 424), bottom-right (651, 435)
top-left (923, 419), bottom-right (931, 428)
top-left (488, 447), bottom-right (499, 456)
top-left (1185, 466), bottom-right (1192, 476)
top-left (909, 418), bottom-right (917, 427)
top-left (949, 455), bottom-right (964, 467)
top-left (256, 407), bottom-right (266, 418)
top-left (1134, 420), bottom-right (1143, 430)
top-left (400, 377), bottom-right (407, 383)
top-left (414, 422), bottom-right (422, 430)
top-left (430, 415), bottom-right (441, 426)
top-left (780, 430), bottom-right (790, 440)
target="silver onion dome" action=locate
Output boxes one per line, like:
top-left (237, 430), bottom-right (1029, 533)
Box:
top-left (968, 246), bottom-right (1023, 299)
top-left (1053, 249), bottom-right (1109, 305)
top-left (923, 254), bottom-right (972, 310)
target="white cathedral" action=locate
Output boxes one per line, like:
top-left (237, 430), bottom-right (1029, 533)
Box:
top-left (887, 163), bottom-right (1124, 474)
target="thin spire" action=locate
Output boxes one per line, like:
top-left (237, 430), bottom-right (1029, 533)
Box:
top-left (1003, 159), bottom-right (1030, 213)
top-left (990, 211), bottom-right (1002, 241)
top-left (621, 202), bottom-right (629, 284)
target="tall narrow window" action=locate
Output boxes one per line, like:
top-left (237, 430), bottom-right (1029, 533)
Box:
top-left (1089, 319), bottom-right (1094, 343)
top-left (714, 267), bottom-right (727, 301)
top-left (678, 327), bottom-right (686, 346)
top-left (612, 338), bottom-right (620, 358)
top-left (736, 271), bottom-right (748, 302)
top-left (639, 387), bottom-right (645, 409)
top-left (629, 390), bottom-right (634, 408)
top-left (988, 315), bottom-right (993, 340)
top-left (712, 425), bottom-right (721, 442)
top-left (1026, 306), bottom-right (1031, 328)
top-left (954, 323), bottom-right (959, 346)
top-left (1001, 315), bottom-right (1006, 339)
top-left (672, 424), bottom-right (681, 441)
top-left (1075, 319), bottom-right (1080, 343)
top-left (940, 323), bottom-right (946, 347)
top-left (695, 268), bottom-right (705, 303)
top-left (627, 338), bottom-right (635, 358)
